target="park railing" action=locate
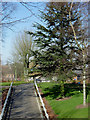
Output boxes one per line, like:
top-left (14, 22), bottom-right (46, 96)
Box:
top-left (34, 80), bottom-right (49, 120)
top-left (0, 82), bottom-right (13, 120)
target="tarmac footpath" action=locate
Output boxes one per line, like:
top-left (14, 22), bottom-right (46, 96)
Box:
top-left (6, 83), bottom-right (42, 120)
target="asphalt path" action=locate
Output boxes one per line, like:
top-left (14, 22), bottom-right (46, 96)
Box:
top-left (7, 83), bottom-right (42, 120)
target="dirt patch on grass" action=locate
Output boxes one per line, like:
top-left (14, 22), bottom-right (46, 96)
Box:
top-left (0, 88), bottom-right (9, 113)
top-left (43, 97), bottom-right (58, 119)
top-left (38, 87), bottom-right (58, 120)
top-left (2, 88), bottom-right (9, 107)
top-left (56, 97), bottom-right (72, 101)
top-left (76, 103), bottom-right (90, 109)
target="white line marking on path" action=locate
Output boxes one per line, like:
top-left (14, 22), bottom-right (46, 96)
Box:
top-left (34, 91), bottom-right (44, 119)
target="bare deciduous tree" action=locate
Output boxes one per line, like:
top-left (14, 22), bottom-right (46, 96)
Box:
top-left (12, 31), bottom-right (34, 79)
top-left (69, 1), bottom-right (88, 106)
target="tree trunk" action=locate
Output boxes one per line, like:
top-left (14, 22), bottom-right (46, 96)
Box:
top-left (15, 68), bottom-right (17, 81)
top-left (24, 67), bottom-right (26, 78)
top-left (60, 80), bottom-right (64, 98)
top-left (83, 52), bottom-right (86, 106)
top-left (83, 80), bottom-right (86, 106)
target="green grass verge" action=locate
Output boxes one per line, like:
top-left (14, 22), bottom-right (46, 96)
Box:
top-left (0, 81), bottom-right (33, 98)
top-left (38, 82), bottom-right (89, 118)
top-left (0, 92), bottom-right (2, 97)
top-left (0, 81), bottom-right (33, 86)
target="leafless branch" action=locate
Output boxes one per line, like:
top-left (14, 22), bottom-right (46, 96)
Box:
top-left (1, 14), bottom-right (33, 25)
top-left (20, 2), bottom-right (43, 23)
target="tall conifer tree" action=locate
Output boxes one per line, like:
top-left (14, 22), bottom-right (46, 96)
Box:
top-left (28, 2), bottom-right (83, 78)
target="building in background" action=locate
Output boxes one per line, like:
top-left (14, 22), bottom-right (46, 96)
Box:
top-left (2, 65), bottom-right (14, 81)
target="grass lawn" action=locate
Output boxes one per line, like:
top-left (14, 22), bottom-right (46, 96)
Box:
top-left (38, 82), bottom-right (89, 118)
top-left (0, 91), bottom-right (2, 97)
top-left (0, 81), bottom-right (33, 98)
top-left (0, 80), bottom-right (33, 86)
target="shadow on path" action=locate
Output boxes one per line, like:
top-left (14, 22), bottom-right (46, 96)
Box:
top-left (6, 83), bottom-right (42, 120)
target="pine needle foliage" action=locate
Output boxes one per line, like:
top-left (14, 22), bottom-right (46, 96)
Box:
top-left (27, 2), bottom-right (86, 78)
